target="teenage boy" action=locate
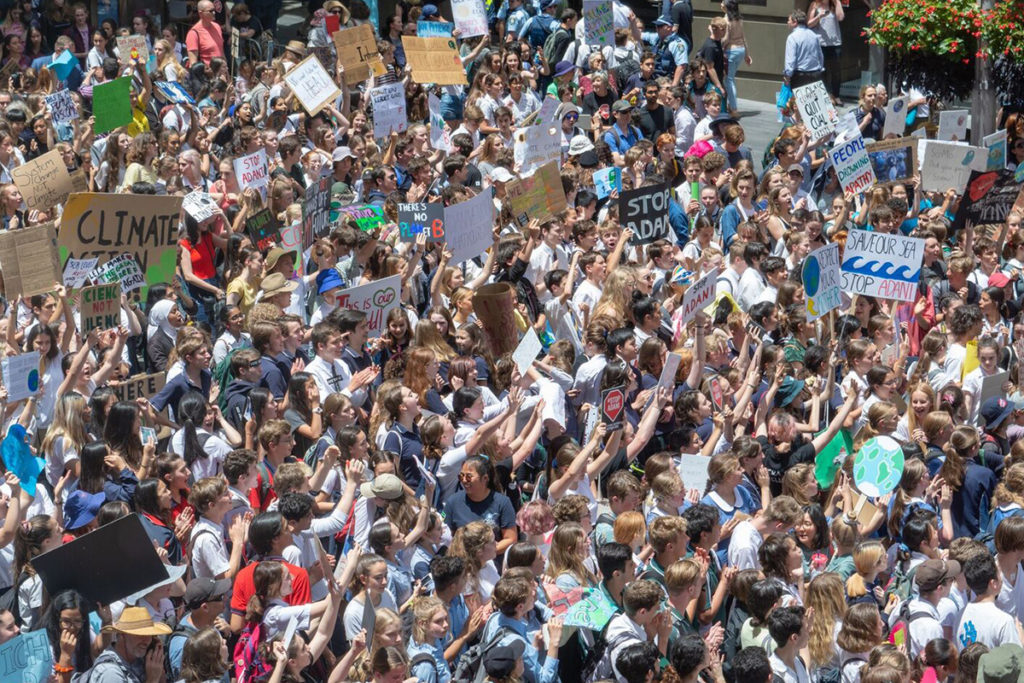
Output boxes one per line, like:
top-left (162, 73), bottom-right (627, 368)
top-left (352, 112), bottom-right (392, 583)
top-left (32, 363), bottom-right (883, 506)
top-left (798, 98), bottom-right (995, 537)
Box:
top-left (683, 503), bottom-right (736, 625)
top-left (327, 309), bottom-right (373, 374)
top-left (606, 579), bottom-right (673, 678)
top-left (996, 517), bottom-right (1024, 619)
top-left (573, 251), bottom-right (607, 316)
top-left (431, 556), bottom-right (478, 662)
top-left (638, 516), bottom-right (689, 591)
top-left (305, 322), bottom-right (375, 407)
top-left (252, 320), bottom-right (288, 399)
top-left (222, 349), bottom-right (262, 431)
top-left (188, 477), bottom-right (250, 581)
top-left (597, 542), bottom-right (636, 611)
top-left (480, 576), bottom-right (563, 683)
top-left (665, 558), bottom-right (703, 638)
top-left (891, 558), bottom-right (961, 658)
top-left (594, 471), bottom-right (643, 547)
top-left (222, 449), bottom-right (258, 531)
top-left (727, 496), bottom-right (803, 571)
top-left (526, 220), bottom-right (569, 301)
top-left (956, 553), bottom-right (1024, 648)
top-left (250, 420), bottom-right (297, 511)
top-left (767, 605), bottom-right (811, 683)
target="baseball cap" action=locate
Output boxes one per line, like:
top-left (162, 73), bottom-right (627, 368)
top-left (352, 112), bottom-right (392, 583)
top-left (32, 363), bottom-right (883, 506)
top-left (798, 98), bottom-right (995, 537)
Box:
top-left (983, 396), bottom-right (1015, 430)
top-left (490, 167), bottom-right (516, 183)
top-left (612, 99), bottom-right (633, 114)
top-left (360, 473), bottom-right (404, 501)
top-left (914, 559), bottom-right (961, 592)
top-left (483, 640), bottom-right (526, 678)
top-left (332, 146), bottom-right (356, 163)
top-left (786, 163), bottom-right (805, 176)
top-left (980, 644), bottom-right (1024, 683)
top-left (989, 271), bottom-right (1012, 288)
top-left (63, 490), bottom-right (106, 531)
top-left (184, 577), bottom-right (233, 610)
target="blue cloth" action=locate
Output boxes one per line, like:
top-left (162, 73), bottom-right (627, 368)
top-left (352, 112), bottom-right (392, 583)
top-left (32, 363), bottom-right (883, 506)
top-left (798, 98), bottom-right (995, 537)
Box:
top-left (480, 613), bottom-right (559, 683)
top-left (719, 201), bottom-right (745, 252)
top-left (668, 197), bottom-right (690, 246)
top-left (407, 639), bottom-right (452, 683)
top-left (150, 369), bottom-right (213, 415)
top-left (951, 461), bottom-right (996, 538)
top-left (2, 424), bottom-right (44, 496)
top-left (383, 422), bottom-right (425, 493)
top-left (783, 26), bottom-right (824, 76)
top-left (258, 355), bottom-right (288, 400)
top-left (603, 123), bottom-right (641, 155)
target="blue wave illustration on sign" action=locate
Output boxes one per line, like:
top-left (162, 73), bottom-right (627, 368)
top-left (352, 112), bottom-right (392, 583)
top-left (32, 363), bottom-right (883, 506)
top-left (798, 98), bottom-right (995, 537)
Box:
top-left (840, 256), bottom-right (921, 283)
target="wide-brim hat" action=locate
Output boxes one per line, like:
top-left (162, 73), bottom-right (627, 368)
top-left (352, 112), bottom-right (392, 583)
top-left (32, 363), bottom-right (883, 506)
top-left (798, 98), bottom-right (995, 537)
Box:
top-left (284, 41), bottom-right (307, 58)
top-left (106, 606), bottom-right (173, 636)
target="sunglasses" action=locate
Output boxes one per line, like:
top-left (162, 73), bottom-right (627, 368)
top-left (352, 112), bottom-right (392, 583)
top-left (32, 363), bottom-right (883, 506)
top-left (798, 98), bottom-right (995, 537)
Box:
top-left (565, 113), bottom-right (578, 121)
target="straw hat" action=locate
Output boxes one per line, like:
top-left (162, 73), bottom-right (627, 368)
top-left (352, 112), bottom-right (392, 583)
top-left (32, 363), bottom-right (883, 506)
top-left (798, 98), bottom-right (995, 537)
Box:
top-left (104, 607), bottom-right (172, 636)
top-left (283, 41), bottom-right (307, 58)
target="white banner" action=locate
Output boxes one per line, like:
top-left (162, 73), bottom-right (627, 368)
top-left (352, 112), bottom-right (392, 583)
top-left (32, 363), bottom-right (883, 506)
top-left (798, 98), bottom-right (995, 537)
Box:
top-left (444, 188), bottom-right (495, 265)
top-left (370, 82), bottom-right (408, 139)
top-left (840, 229), bottom-right (924, 302)
top-left (333, 274), bottom-right (401, 339)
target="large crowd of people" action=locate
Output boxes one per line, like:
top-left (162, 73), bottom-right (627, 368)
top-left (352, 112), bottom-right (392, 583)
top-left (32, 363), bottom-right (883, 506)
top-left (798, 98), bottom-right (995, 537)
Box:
top-left (0, 0), bottom-right (1020, 683)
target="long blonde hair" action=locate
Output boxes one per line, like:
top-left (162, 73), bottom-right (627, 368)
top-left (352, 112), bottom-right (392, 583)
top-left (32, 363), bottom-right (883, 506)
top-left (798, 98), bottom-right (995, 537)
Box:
top-left (154, 38), bottom-right (187, 81)
top-left (350, 608), bottom-right (401, 681)
top-left (543, 522), bottom-right (598, 587)
top-left (594, 267), bottom-right (637, 322)
top-left (994, 463), bottom-right (1024, 508)
top-left (807, 573), bottom-right (847, 668)
top-left (41, 392), bottom-right (89, 466)
top-left (845, 540), bottom-right (886, 598)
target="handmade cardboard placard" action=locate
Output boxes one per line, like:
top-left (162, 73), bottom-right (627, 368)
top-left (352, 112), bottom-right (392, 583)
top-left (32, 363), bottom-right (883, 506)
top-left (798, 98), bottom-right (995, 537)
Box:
top-left (79, 282), bottom-right (121, 337)
top-left (333, 275), bottom-right (401, 339)
top-left (11, 148), bottom-right (74, 213)
top-left (302, 177), bottom-right (331, 248)
top-left (31, 513), bottom-right (168, 606)
top-left (397, 202), bottom-right (446, 242)
top-left (0, 629), bottom-right (51, 683)
top-left (803, 242), bottom-right (842, 320)
top-left (333, 24), bottom-right (386, 85)
top-left (505, 161), bottom-right (566, 229)
top-left (246, 208), bottom-right (280, 252)
top-left (840, 229), bottom-right (924, 302)
top-left (403, 37), bottom-right (467, 85)
top-left (865, 137), bottom-right (917, 186)
top-left (620, 185), bottom-right (670, 245)
top-left (111, 372), bottom-right (166, 402)
top-left (0, 221), bottom-right (60, 297)
top-left (283, 53), bottom-right (341, 116)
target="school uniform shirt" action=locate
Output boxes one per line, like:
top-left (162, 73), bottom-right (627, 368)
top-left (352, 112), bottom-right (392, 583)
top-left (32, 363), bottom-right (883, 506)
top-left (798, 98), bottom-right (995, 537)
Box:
top-left (727, 519), bottom-right (763, 570)
top-left (572, 279), bottom-right (602, 315)
top-left (408, 638), bottom-right (452, 683)
top-left (262, 598), bottom-right (311, 640)
top-left (189, 517), bottom-right (230, 579)
top-left (305, 355), bottom-right (368, 407)
top-left (770, 653), bottom-right (810, 683)
top-left (169, 427), bottom-right (233, 479)
top-left (956, 600), bottom-right (1022, 649)
top-left (998, 562), bottom-right (1024, 620)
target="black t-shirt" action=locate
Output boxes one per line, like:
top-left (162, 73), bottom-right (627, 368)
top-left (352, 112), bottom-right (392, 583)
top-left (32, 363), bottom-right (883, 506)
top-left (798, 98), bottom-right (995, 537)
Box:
top-left (442, 490), bottom-right (516, 537)
top-left (583, 90), bottom-right (618, 127)
top-left (757, 433), bottom-right (817, 496)
top-left (671, 0), bottom-right (694, 50)
top-left (699, 37), bottom-right (726, 84)
top-left (637, 105), bottom-right (674, 141)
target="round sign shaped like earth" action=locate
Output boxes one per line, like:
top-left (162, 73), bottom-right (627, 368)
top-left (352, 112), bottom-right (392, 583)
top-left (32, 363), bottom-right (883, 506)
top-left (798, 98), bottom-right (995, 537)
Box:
top-left (853, 435), bottom-right (905, 497)
top-left (802, 256), bottom-right (821, 297)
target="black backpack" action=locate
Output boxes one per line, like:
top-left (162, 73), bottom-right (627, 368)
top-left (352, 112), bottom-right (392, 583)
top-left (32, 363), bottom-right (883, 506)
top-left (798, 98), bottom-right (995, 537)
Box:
top-left (450, 625), bottom-right (514, 683)
top-left (0, 571), bottom-right (29, 626)
top-left (611, 57), bottom-right (641, 92)
top-left (580, 610), bottom-right (629, 683)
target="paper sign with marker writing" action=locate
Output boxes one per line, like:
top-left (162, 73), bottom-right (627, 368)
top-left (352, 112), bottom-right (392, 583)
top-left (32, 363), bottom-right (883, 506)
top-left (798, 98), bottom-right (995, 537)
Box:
top-left (334, 275), bottom-right (401, 338)
top-left (79, 283), bottom-right (121, 337)
top-left (63, 256), bottom-right (97, 289)
top-left (284, 54), bottom-right (341, 116)
top-left (116, 35), bottom-right (148, 64)
top-left (678, 454), bottom-right (711, 496)
top-left (397, 202), bottom-right (445, 242)
top-left (11, 148), bottom-right (74, 213)
top-left (679, 267), bottom-right (719, 326)
top-left (234, 149), bottom-right (269, 197)
top-left (444, 188), bottom-right (495, 264)
top-left (452, 0), bottom-right (488, 37)
top-left (803, 242), bottom-right (841, 320)
top-left (418, 20), bottom-right (453, 37)
top-left (0, 628), bottom-right (51, 683)
top-left (334, 24), bottom-right (386, 84)
top-left (182, 191), bottom-right (218, 222)
top-left (370, 82), bottom-right (408, 138)
top-left (919, 141), bottom-right (987, 193)
top-left (512, 328), bottom-right (542, 377)
top-left (583, 0), bottom-right (615, 46)
top-left (840, 229), bottom-right (924, 302)
top-left (828, 132), bottom-right (876, 195)
top-left (514, 124), bottom-right (560, 174)
top-left (3, 351), bottom-right (40, 403)
top-left (404, 37), bottom-right (467, 85)
top-left (89, 253), bottom-right (146, 292)
top-left (794, 82), bottom-right (838, 141)
top-left (45, 89), bottom-right (77, 125)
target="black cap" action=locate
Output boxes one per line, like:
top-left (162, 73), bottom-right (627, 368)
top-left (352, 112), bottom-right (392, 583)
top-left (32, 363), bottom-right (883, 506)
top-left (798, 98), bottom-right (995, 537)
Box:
top-left (183, 577), bottom-right (232, 610)
top-left (484, 640), bottom-right (526, 678)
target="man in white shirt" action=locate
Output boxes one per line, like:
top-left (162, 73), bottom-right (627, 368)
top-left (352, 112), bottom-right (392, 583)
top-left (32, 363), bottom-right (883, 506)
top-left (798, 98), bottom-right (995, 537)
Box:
top-left (736, 242), bottom-right (768, 312)
top-left (305, 322), bottom-right (372, 407)
top-left (727, 496), bottom-right (803, 570)
top-left (768, 606), bottom-right (811, 683)
top-left (572, 251), bottom-right (606, 315)
top-left (525, 221), bottom-right (570, 302)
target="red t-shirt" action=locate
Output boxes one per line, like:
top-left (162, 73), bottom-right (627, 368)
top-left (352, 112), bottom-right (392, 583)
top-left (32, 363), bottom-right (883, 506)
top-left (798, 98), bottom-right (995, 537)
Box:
top-left (231, 559), bottom-right (312, 616)
top-left (185, 20), bottom-right (225, 65)
top-left (179, 232), bottom-right (218, 280)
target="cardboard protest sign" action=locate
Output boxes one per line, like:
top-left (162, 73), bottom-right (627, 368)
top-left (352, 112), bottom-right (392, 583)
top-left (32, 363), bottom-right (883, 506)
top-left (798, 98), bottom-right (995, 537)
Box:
top-left (840, 229), bottom-right (924, 302)
top-left (659, 352), bottom-right (682, 392)
top-left (333, 24), bottom-right (386, 84)
top-left (513, 124), bottom-right (560, 175)
top-left (937, 109), bottom-right (969, 142)
top-left (2, 351), bottom-right (39, 402)
top-left (116, 34), bottom-right (149, 64)
top-left (794, 81), bottom-right (838, 141)
top-left (44, 89), bottom-right (77, 125)
top-left (984, 129), bottom-right (1008, 172)
top-left (418, 20), bottom-right (454, 37)
top-left (882, 96), bottom-right (907, 138)
top-left (62, 256), bottom-right (97, 289)
top-left (452, 0), bottom-right (488, 37)
top-left (334, 274), bottom-right (401, 338)
top-left (952, 170), bottom-right (1021, 245)
top-left (337, 204), bottom-right (387, 232)
top-left (79, 282), bottom-right (121, 336)
top-left (404, 37), bottom-right (467, 85)
top-left (32, 513), bottom-right (168, 605)
top-left (302, 177), bottom-right (331, 247)
top-left (370, 82), bottom-right (408, 138)
top-left (679, 454), bottom-right (712, 497)
top-left (593, 167), bottom-right (621, 200)
top-left (92, 76), bottom-right (132, 134)
top-left (620, 185), bottom-right (671, 245)
top-left (283, 54), bottom-right (341, 116)
top-left (444, 188), bottom-right (495, 264)
top-left (601, 385), bottom-right (625, 432)
top-left (0, 629), bottom-right (51, 683)
top-left (583, 0), bottom-right (615, 46)
top-left (828, 132), bottom-right (876, 195)
top-left (58, 194), bottom-right (182, 292)
top-left (11, 149), bottom-right (75, 212)
top-left (865, 137), bottom-right (917, 185)
top-left (678, 267), bottom-right (719, 326)
top-left (512, 327), bottom-right (542, 377)
top-left (0, 221), bottom-right (60, 297)
top-left (397, 202), bottom-right (446, 242)
top-left (803, 242), bottom-right (841, 320)
top-left (182, 191), bottom-right (218, 222)
top-left (234, 149), bottom-right (269, 196)
top-left (111, 372), bottom-right (165, 402)
top-left (90, 253), bottom-right (146, 292)
top-left (918, 141), bottom-right (987, 193)
top-left (428, 92), bottom-right (451, 151)
top-left (505, 161), bottom-right (567, 229)
top-left (246, 208), bottom-right (280, 252)
top-left (278, 222), bottom-right (304, 276)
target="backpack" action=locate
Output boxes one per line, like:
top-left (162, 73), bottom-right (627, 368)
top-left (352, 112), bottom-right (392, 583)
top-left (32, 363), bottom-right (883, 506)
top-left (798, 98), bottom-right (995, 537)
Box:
top-left (883, 562), bottom-right (920, 606)
top-left (611, 57), bottom-right (641, 92)
top-left (450, 625), bottom-right (514, 683)
top-left (233, 621), bottom-right (274, 683)
top-left (525, 15), bottom-right (553, 49)
top-left (543, 26), bottom-right (572, 65)
top-left (591, 512), bottom-right (617, 547)
top-left (213, 348), bottom-right (243, 412)
top-left (888, 599), bottom-right (932, 649)
top-left (0, 572), bottom-right (29, 627)
top-left (409, 652), bottom-right (437, 678)
top-left (166, 618), bottom-right (199, 679)
top-left (580, 612), bottom-right (631, 683)
top-left (975, 506), bottom-right (1024, 552)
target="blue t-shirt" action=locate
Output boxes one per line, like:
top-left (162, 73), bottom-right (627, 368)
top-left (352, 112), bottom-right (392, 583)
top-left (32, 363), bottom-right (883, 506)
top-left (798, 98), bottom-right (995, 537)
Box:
top-left (442, 490), bottom-right (516, 535)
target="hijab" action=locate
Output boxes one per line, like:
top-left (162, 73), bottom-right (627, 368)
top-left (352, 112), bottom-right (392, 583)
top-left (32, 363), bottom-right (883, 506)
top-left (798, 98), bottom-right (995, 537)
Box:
top-left (147, 299), bottom-right (180, 341)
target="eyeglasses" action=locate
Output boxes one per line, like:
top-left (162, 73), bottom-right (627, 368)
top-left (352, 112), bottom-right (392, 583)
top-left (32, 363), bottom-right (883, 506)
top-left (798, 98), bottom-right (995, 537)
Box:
top-left (60, 617), bottom-right (84, 629)
top-left (248, 360), bottom-right (261, 368)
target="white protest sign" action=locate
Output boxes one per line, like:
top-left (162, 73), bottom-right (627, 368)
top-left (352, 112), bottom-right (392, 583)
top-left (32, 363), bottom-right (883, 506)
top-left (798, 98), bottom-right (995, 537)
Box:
top-left (44, 90), bottom-right (78, 125)
top-left (512, 327), bottom-right (542, 377)
top-left (444, 188), bottom-right (495, 264)
top-left (234, 149), bottom-right (269, 198)
top-left (2, 351), bottom-right (40, 403)
top-left (333, 275), bottom-right (401, 338)
top-left (62, 256), bottom-right (97, 289)
top-left (919, 141), bottom-right (987, 193)
top-left (451, 0), bottom-right (488, 37)
top-left (427, 92), bottom-right (451, 151)
top-left (583, 0), bottom-right (615, 47)
top-left (828, 132), bottom-right (876, 195)
top-left (883, 96), bottom-right (907, 138)
top-left (283, 54), bottom-right (342, 116)
top-left (803, 242), bottom-right (841, 320)
top-left (937, 109), bottom-right (969, 142)
top-left (834, 109), bottom-right (860, 144)
top-left (678, 454), bottom-right (711, 498)
top-left (370, 82), bottom-right (408, 139)
top-left (658, 352), bottom-right (682, 392)
top-left (984, 129), bottom-right (1008, 172)
top-left (90, 253), bottom-right (146, 292)
top-left (794, 82), bottom-right (838, 141)
top-left (182, 191), bottom-right (218, 223)
top-left (840, 229), bottom-right (924, 302)
top-left (679, 267), bottom-right (719, 326)
top-left (514, 124), bottom-right (560, 175)
top-left (533, 97), bottom-right (561, 126)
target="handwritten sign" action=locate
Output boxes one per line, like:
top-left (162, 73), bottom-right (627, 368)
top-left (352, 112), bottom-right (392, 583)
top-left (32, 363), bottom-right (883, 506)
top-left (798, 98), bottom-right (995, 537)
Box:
top-left (89, 253), bottom-right (146, 292)
top-left (0, 222), bottom-right (60, 297)
top-left (513, 124), bottom-right (560, 175)
top-left (505, 161), bottom-right (566, 229)
top-left (444, 188), bottom-right (495, 264)
top-left (111, 372), bottom-right (165, 402)
top-left (452, 0), bottom-right (488, 37)
top-left (828, 132), bottom-right (876, 195)
top-left (883, 96), bottom-right (907, 138)
top-left (246, 208), bottom-right (280, 252)
top-left (583, 0), bottom-right (614, 46)
top-left (512, 327), bottom-right (542, 377)
top-left (234, 149), bottom-right (269, 197)
top-left (417, 20), bottom-right (453, 37)
top-left (803, 242), bottom-right (841, 320)
top-left (278, 222), bottom-right (304, 276)
top-left (62, 256), bottom-right (97, 289)
top-left (984, 129), bottom-right (1008, 172)
top-left (3, 351), bottom-right (40, 403)
top-left (333, 24), bottom-right (385, 85)
top-left (865, 137), bottom-right (917, 185)
top-left (182, 191), bottom-right (218, 222)
top-left (679, 267), bottom-right (719, 326)
top-left (953, 169), bottom-right (1021, 244)
top-left (919, 140), bottom-right (987, 193)
top-left (840, 229), bottom-right (924, 302)
top-left (397, 202), bottom-right (446, 242)
top-left (0, 629), bottom-right (51, 683)
top-left (11, 148), bottom-right (74, 213)
top-left (302, 177), bottom-right (331, 247)
top-left (44, 89), bottom-right (77, 125)
top-left (404, 37), bottom-right (467, 85)
top-left (334, 274), bottom-right (401, 338)
top-left (116, 34), bottom-right (149, 64)
top-left (937, 109), bottom-right (969, 142)
top-left (58, 194), bottom-right (182, 292)
top-left (794, 81), bottom-right (838, 141)
top-left (79, 283), bottom-right (121, 336)
top-left (428, 92), bottom-right (451, 151)
top-left (679, 454), bottom-right (712, 498)
top-left (620, 185), bottom-right (671, 245)
top-left (337, 204), bottom-right (387, 232)
top-left (370, 82), bottom-right (408, 138)
top-left (283, 54), bottom-right (341, 116)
